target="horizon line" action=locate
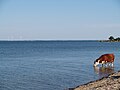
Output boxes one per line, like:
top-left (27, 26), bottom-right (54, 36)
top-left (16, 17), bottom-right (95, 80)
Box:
top-left (0, 39), bottom-right (102, 41)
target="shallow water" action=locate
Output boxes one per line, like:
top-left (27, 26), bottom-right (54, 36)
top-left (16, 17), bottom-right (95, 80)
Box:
top-left (0, 41), bottom-right (120, 90)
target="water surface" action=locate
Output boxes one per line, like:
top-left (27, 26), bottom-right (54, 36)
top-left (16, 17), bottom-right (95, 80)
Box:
top-left (0, 41), bottom-right (120, 90)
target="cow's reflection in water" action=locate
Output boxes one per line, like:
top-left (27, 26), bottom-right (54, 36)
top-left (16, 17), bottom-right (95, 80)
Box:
top-left (94, 66), bottom-right (114, 78)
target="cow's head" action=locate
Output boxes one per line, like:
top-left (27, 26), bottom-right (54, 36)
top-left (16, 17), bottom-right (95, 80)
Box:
top-left (93, 59), bottom-right (100, 67)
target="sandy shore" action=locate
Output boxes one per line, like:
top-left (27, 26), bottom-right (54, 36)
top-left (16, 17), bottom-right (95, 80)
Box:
top-left (69, 71), bottom-right (120, 90)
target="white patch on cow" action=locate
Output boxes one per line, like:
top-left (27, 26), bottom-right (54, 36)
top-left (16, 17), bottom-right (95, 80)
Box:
top-left (94, 62), bottom-right (99, 67)
top-left (101, 61), bottom-right (105, 64)
top-left (94, 59), bottom-right (100, 67)
top-left (98, 60), bottom-right (100, 63)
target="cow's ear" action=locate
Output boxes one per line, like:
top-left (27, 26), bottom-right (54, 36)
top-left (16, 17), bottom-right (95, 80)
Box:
top-left (96, 59), bottom-right (99, 62)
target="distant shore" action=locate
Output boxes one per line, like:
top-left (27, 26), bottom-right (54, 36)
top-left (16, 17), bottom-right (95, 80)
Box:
top-left (99, 40), bottom-right (120, 42)
top-left (69, 71), bottom-right (120, 90)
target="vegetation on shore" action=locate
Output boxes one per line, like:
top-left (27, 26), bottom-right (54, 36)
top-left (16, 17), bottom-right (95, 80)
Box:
top-left (99, 36), bottom-right (120, 42)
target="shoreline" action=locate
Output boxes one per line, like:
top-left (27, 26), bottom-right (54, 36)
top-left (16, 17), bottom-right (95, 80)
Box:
top-left (69, 70), bottom-right (120, 90)
top-left (99, 40), bottom-right (120, 42)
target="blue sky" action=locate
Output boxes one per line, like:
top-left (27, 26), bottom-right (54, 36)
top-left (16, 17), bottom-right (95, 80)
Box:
top-left (0, 0), bottom-right (120, 40)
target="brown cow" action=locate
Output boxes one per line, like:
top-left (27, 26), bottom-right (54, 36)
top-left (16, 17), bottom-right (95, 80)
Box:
top-left (93, 54), bottom-right (115, 67)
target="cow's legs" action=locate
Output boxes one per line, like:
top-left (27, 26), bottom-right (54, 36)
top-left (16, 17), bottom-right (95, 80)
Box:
top-left (111, 62), bottom-right (114, 67)
top-left (106, 63), bottom-right (108, 67)
top-left (102, 64), bottom-right (103, 67)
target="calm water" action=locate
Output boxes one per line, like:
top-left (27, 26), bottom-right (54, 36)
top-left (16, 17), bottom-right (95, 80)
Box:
top-left (0, 41), bottom-right (120, 90)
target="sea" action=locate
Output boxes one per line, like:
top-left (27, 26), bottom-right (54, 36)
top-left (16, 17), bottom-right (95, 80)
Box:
top-left (0, 41), bottom-right (120, 90)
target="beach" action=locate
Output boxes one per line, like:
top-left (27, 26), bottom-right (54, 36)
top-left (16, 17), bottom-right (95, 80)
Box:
top-left (72, 71), bottom-right (120, 90)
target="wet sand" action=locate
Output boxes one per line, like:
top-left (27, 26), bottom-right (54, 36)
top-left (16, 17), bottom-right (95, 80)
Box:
top-left (72, 71), bottom-right (120, 90)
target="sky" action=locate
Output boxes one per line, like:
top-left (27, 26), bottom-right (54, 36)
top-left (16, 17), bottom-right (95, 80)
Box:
top-left (0, 0), bottom-right (120, 40)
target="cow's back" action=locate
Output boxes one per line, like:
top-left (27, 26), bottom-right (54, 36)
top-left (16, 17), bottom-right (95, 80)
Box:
top-left (99, 54), bottom-right (114, 62)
